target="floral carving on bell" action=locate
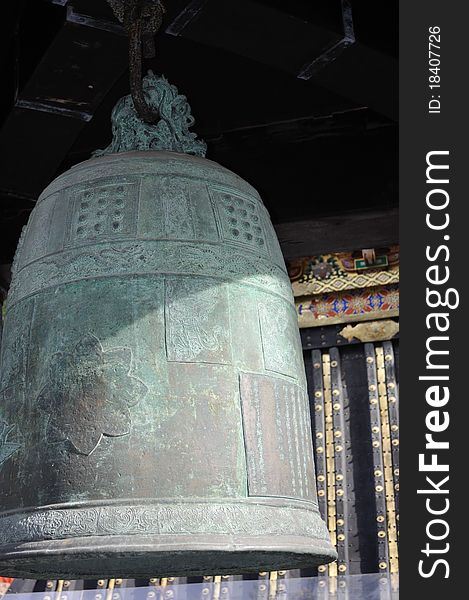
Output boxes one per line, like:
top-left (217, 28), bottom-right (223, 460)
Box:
top-left (37, 334), bottom-right (148, 456)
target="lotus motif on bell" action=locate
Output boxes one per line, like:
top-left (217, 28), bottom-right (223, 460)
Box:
top-left (37, 334), bottom-right (148, 456)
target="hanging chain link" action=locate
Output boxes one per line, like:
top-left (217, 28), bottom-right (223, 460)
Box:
top-left (106, 0), bottom-right (166, 123)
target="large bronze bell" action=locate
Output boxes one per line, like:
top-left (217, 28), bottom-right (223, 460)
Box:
top-left (0, 73), bottom-right (336, 579)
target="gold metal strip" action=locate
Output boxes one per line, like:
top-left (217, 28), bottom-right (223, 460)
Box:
top-left (323, 353), bottom-right (337, 579)
top-left (105, 580), bottom-right (115, 600)
top-left (212, 576), bottom-right (222, 600)
top-left (376, 346), bottom-right (399, 574)
top-left (268, 571), bottom-right (278, 599)
top-left (55, 581), bottom-right (64, 600)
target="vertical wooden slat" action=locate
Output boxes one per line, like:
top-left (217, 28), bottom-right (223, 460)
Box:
top-left (200, 576), bottom-right (213, 600)
top-left (376, 346), bottom-right (399, 574)
top-left (365, 343), bottom-right (390, 574)
top-left (378, 575), bottom-right (392, 600)
top-left (161, 577), bottom-right (181, 600)
top-left (382, 340), bottom-right (400, 535)
top-left (311, 349), bottom-right (329, 580)
top-left (60, 578), bottom-right (85, 600)
top-left (212, 575), bottom-right (221, 600)
top-left (268, 571), bottom-right (277, 600)
top-left (337, 576), bottom-right (349, 600)
top-left (276, 570), bottom-right (287, 600)
top-left (317, 576), bottom-right (329, 600)
top-left (256, 571), bottom-right (269, 600)
top-left (43, 578), bottom-right (59, 600)
top-left (330, 347), bottom-right (350, 579)
top-left (322, 352), bottom-right (338, 582)
top-left (312, 350), bottom-right (328, 518)
top-left (146, 577), bottom-right (160, 600)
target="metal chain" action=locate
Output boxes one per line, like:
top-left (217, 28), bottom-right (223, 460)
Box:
top-left (106, 0), bottom-right (166, 123)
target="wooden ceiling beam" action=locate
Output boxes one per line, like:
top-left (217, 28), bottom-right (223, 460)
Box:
top-left (275, 208), bottom-right (399, 259)
top-left (166, 0), bottom-right (397, 120)
top-left (0, 1), bottom-right (128, 199)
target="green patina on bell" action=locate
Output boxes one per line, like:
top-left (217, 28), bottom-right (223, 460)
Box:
top-left (0, 72), bottom-right (336, 578)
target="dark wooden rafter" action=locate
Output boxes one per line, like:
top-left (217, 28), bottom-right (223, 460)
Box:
top-left (206, 106), bottom-right (392, 150)
top-left (0, 1), bottom-right (128, 199)
top-left (275, 208), bottom-right (398, 259)
top-left (166, 0), bottom-right (397, 120)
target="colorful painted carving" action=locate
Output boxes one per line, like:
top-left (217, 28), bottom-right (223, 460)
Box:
top-left (288, 248), bottom-right (399, 328)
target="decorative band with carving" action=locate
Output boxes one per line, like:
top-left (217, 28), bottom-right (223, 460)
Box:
top-left (8, 240), bottom-right (293, 308)
top-left (40, 154), bottom-right (259, 205)
top-left (0, 501), bottom-right (328, 546)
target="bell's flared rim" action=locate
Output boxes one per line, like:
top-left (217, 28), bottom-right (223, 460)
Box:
top-left (0, 532), bottom-right (337, 579)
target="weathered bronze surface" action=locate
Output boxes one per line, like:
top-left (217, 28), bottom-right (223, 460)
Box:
top-left (0, 75), bottom-right (335, 579)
